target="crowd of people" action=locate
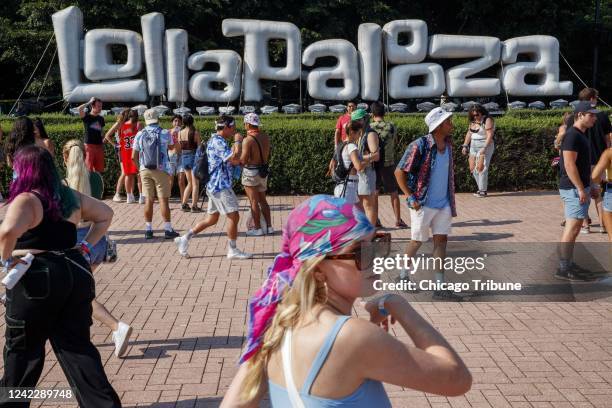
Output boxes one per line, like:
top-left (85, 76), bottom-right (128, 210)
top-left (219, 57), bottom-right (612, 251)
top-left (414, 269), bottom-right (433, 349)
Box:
top-left (0, 86), bottom-right (609, 406)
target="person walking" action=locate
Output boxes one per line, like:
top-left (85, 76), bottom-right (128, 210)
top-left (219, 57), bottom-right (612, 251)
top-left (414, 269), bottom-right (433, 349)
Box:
top-left (395, 107), bottom-right (461, 300)
top-left (178, 114), bottom-right (202, 212)
top-left (174, 116), bottom-right (252, 259)
top-left (461, 104), bottom-right (495, 197)
top-left (0, 145), bottom-right (122, 407)
top-left (78, 97), bottom-right (106, 173)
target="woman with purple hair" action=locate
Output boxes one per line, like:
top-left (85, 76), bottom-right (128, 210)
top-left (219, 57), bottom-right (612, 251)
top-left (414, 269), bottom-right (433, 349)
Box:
top-left (221, 195), bottom-right (471, 407)
top-left (0, 146), bottom-right (121, 407)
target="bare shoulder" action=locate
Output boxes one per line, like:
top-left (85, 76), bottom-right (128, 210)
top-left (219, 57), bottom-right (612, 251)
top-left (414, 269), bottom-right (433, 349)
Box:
top-left (336, 317), bottom-right (390, 351)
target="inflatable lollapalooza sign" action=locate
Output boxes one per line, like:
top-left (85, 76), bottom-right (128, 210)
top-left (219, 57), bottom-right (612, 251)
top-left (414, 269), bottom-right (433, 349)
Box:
top-left (52, 6), bottom-right (573, 103)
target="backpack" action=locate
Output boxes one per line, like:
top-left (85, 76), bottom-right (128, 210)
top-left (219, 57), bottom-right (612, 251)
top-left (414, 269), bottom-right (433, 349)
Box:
top-left (332, 142), bottom-right (354, 184)
top-left (370, 120), bottom-right (395, 167)
top-left (194, 141), bottom-right (210, 185)
top-left (359, 129), bottom-right (385, 171)
top-left (140, 127), bottom-right (162, 170)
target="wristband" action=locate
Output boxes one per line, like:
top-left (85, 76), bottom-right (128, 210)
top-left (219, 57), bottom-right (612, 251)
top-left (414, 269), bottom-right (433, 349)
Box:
top-left (80, 240), bottom-right (93, 255)
top-left (378, 294), bottom-right (391, 317)
top-left (1, 257), bottom-right (14, 271)
top-left (461, 144), bottom-right (469, 149)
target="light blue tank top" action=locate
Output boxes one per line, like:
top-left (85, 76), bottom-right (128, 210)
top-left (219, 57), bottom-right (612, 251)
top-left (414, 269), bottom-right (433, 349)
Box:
top-left (268, 315), bottom-right (392, 407)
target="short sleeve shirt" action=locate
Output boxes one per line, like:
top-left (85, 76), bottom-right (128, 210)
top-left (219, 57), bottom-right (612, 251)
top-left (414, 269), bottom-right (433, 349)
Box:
top-left (206, 133), bottom-right (234, 193)
top-left (133, 125), bottom-right (173, 174)
top-left (82, 113), bottom-right (105, 145)
top-left (336, 114), bottom-right (351, 142)
top-left (565, 111), bottom-right (612, 164)
top-left (559, 126), bottom-right (591, 189)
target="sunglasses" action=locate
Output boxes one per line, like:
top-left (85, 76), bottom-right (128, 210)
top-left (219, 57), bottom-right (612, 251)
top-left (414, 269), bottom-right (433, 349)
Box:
top-left (326, 233), bottom-right (391, 270)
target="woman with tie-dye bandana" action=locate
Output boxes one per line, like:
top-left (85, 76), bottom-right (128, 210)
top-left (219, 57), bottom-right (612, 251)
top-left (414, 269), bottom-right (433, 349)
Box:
top-left (221, 195), bottom-right (471, 408)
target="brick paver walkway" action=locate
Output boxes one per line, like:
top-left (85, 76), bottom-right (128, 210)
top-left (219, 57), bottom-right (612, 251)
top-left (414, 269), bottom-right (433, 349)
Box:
top-left (1, 191), bottom-right (610, 407)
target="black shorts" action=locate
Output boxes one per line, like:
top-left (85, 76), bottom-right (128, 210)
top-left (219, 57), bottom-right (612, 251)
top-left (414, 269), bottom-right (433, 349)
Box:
top-left (376, 165), bottom-right (398, 194)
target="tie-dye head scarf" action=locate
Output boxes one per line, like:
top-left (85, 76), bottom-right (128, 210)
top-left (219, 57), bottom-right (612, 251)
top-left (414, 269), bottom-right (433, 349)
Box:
top-left (240, 195), bottom-right (374, 363)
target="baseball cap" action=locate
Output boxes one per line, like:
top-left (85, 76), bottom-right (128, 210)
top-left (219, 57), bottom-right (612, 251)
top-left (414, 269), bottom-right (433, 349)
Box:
top-left (244, 113), bottom-right (260, 127)
top-left (425, 107), bottom-right (453, 133)
top-left (351, 108), bottom-right (368, 121)
top-left (574, 101), bottom-right (599, 114)
top-left (144, 108), bottom-right (159, 125)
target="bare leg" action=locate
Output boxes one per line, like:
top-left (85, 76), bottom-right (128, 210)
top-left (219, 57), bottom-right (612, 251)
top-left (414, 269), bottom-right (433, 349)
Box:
top-left (244, 186), bottom-right (261, 229)
top-left (603, 211), bottom-right (612, 241)
top-left (191, 175), bottom-right (200, 207)
top-left (192, 212), bottom-right (220, 234)
top-left (115, 171), bottom-right (125, 195)
top-left (125, 175), bottom-right (135, 195)
top-left (178, 172), bottom-right (186, 202)
top-left (400, 239), bottom-right (423, 278)
top-left (90, 264), bottom-right (119, 331)
top-left (182, 169), bottom-right (193, 206)
top-left (160, 197), bottom-right (171, 222)
top-left (144, 196), bottom-right (154, 222)
top-left (560, 218), bottom-right (583, 262)
top-left (226, 211), bottom-right (240, 241)
top-left (390, 192), bottom-right (401, 223)
top-left (258, 191), bottom-right (271, 227)
top-left (359, 194), bottom-right (376, 226)
top-left (137, 175), bottom-right (143, 197)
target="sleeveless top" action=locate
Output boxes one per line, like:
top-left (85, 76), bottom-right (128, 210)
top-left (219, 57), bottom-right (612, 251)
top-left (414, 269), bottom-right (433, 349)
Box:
top-left (179, 128), bottom-right (197, 151)
top-left (119, 122), bottom-right (139, 153)
top-left (469, 117), bottom-right (494, 141)
top-left (14, 191), bottom-right (77, 251)
top-left (268, 315), bottom-right (391, 408)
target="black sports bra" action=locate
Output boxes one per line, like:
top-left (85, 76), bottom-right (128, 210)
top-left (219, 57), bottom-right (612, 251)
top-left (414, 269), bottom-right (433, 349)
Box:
top-left (14, 191), bottom-right (77, 251)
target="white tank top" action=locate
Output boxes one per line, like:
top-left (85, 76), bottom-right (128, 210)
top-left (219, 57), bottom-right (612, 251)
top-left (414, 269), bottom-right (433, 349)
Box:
top-left (470, 117), bottom-right (494, 141)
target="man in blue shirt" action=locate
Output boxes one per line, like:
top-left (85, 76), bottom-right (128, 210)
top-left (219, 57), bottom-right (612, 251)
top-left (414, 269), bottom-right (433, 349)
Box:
top-left (395, 107), bottom-right (460, 301)
top-left (174, 116), bottom-right (252, 259)
top-left (132, 109), bottom-right (179, 240)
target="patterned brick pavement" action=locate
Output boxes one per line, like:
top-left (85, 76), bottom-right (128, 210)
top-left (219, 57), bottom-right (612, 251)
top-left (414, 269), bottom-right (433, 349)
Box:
top-left (1, 191), bottom-right (611, 407)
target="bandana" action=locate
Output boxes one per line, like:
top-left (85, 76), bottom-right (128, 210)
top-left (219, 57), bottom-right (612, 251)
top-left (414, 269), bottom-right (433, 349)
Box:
top-left (239, 195), bottom-right (373, 363)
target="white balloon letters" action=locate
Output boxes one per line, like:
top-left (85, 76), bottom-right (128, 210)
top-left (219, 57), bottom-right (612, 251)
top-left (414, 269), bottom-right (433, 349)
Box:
top-left (52, 6), bottom-right (572, 103)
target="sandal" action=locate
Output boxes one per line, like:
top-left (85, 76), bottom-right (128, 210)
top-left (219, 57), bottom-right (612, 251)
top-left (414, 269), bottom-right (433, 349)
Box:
top-left (395, 219), bottom-right (408, 228)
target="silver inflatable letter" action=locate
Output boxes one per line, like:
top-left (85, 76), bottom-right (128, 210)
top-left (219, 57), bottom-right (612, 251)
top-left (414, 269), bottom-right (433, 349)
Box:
top-left (222, 19), bottom-right (301, 101)
top-left (388, 63), bottom-right (445, 99)
top-left (84, 29), bottom-right (143, 80)
top-left (429, 35), bottom-right (501, 96)
top-left (501, 36), bottom-right (572, 96)
top-left (302, 39), bottom-right (359, 101)
top-left (383, 20), bottom-right (428, 64)
top-left (188, 50), bottom-right (242, 102)
top-left (358, 23), bottom-right (381, 101)
top-left (165, 29), bottom-right (189, 103)
top-left (141, 12), bottom-right (166, 96)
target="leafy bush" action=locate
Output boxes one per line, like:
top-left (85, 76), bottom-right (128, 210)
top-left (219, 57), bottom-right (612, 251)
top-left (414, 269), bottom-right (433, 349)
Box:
top-left (2, 109), bottom-right (605, 195)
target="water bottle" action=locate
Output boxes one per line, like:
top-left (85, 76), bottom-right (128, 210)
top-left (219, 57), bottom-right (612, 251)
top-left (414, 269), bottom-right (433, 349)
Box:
top-left (2, 253), bottom-right (34, 290)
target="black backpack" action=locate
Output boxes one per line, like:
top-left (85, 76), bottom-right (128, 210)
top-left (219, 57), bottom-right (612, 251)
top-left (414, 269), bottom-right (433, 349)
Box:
top-left (332, 142), bottom-right (354, 183)
top-left (194, 141), bottom-right (210, 185)
top-left (359, 129), bottom-right (385, 171)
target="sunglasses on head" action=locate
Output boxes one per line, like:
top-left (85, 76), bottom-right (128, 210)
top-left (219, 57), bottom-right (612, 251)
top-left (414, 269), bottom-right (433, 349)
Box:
top-left (326, 232), bottom-right (391, 270)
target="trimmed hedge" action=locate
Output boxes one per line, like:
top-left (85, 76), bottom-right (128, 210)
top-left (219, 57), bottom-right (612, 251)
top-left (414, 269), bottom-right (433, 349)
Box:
top-left (1, 109), bottom-right (608, 196)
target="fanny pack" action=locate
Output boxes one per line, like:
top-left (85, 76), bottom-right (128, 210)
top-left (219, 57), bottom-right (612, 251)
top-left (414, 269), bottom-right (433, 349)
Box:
top-left (248, 135), bottom-right (269, 178)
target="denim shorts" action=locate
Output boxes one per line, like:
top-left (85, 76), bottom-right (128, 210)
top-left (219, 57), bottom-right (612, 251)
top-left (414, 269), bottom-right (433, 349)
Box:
top-left (559, 187), bottom-right (591, 219)
top-left (604, 185), bottom-right (612, 212)
top-left (179, 151), bottom-right (195, 172)
top-left (168, 153), bottom-right (180, 175)
top-left (76, 226), bottom-right (108, 265)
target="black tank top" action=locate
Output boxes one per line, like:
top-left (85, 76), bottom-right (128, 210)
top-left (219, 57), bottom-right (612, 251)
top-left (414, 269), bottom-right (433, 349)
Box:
top-left (14, 191), bottom-right (77, 251)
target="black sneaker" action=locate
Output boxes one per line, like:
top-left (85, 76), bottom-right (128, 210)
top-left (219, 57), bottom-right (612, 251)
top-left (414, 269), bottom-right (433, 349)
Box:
top-left (432, 290), bottom-right (464, 301)
top-left (164, 229), bottom-right (180, 239)
top-left (190, 206), bottom-right (203, 213)
top-left (554, 268), bottom-right (597, 282)
top-left (376, 219), bottom-right (383, 228)
top-left (181, 204), bottom-right (190, 212)
top-left (145, 230), bottom-right (154, 240)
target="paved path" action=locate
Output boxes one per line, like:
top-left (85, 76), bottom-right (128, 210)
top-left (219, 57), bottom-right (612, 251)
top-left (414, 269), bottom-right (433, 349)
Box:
top-left (1, 192), bottom-right (610, 407)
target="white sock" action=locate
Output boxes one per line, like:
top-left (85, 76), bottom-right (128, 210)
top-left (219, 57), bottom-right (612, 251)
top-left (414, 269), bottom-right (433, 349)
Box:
top-left (164, 222), bottom-right (172, 231)
top-left (435, 272), bottom-right (444, 283)
top-left (228, 240), bottom-right (237, 249)
top-left (186, 229), bottom-right (194, 239)
top-left (145, 222), bottom-right (153, 231)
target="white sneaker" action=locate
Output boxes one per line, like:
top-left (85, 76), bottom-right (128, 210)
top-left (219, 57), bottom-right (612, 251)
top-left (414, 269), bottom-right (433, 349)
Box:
top-left (112, 193), bottom-right (122, 203)
top-left (112, 322), bottom-right (132, 358)
top-left (138, 195), bottom-right (145, 204)
top-left (246, 228), bottom-right (264, 237)
top-left (266, 227), bottom-right (275, 235)
top-left (174, 235), bottom-right (190, 257)
top-left (126, 194), bottom-right (136, 204)
top-left (227, 247), bottom-right (252, 259)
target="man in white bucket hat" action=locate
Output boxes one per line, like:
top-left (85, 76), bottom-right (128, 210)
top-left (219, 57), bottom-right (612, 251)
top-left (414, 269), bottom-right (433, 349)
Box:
top-left (395, 107), bottom-right (462, 301)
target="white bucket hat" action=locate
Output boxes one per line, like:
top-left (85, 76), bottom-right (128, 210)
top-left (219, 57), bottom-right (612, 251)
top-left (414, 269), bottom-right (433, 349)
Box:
top-left (243, 112), bottom-right (260, 127)
top-left (424, 107), bottom-right (452, 133)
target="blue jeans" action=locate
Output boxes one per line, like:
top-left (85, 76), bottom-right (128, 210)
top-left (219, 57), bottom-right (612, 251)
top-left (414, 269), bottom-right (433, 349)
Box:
top-left (604, 185), bottom-right (612, 212)
top-left (559, 187), bottom-right (591, 219)
top-left (179, 151), bottom-right (195, 171)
